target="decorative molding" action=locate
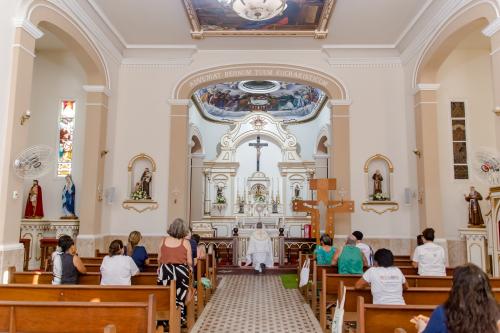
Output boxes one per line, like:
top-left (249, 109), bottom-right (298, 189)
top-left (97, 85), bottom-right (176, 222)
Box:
top-left (494, 106), bottom-right (500, 115)
top-left (363, 154), bottom-right (394, 173)
top-left (361, 201), bottom-right (399, 215)
top-left (326, 57), bottom-right (402, 68)
top-left (12, 17), bottom-right (44, 39)
top-left (82, 85), bottom-right (111, 96)
top-left (329, 99), bottom-right (352, 106)
top-left (87, 0), bottom-right (128, 48)
top-left (482, 17), bottom-right (500, 37)
top-left (417, 83), bottom-right (441, 91)
top-left (168, 99), bottom-right (190, 106)
top-left (127, 153), bottom-right (157, 172)
top-left (76, 234), bottom-right (103, 240)
top-left (122, 200), bottom-right (159, 213)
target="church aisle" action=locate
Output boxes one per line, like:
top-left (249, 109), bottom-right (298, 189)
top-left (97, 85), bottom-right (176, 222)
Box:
top-left (191, 275), bottom-right (322, 333)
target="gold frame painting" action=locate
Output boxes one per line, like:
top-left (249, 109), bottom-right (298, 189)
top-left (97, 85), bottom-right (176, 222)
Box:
top-left (183, 0), bottom-right (337, 39)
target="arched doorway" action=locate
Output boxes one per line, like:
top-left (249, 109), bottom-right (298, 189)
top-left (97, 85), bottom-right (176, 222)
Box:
top-left (168, 64), bottom-right (352, 234)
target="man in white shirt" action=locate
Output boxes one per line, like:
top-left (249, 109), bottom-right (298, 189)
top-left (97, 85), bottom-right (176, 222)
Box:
top-left (245, 222), bottom-right (274, 273)
top-left (412, 228), bottom-right (446, 276)
top-left (355, 248), bottom-right (408, 305)
top-left (352, 231), bottom-right (373, 266)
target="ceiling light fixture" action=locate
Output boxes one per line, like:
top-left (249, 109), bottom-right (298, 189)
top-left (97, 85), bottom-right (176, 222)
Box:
top-left (217, 0), bottom-right (287, 21)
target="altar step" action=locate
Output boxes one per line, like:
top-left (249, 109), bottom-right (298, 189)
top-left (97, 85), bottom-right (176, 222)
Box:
top-left (217, 264), bottom-right (297, 275)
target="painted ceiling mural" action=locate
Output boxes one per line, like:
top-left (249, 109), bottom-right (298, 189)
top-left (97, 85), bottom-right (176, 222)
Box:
top-left (193, 80), bottom-right (327, 122)
top-left (183, 0), bottom-right (336, 38)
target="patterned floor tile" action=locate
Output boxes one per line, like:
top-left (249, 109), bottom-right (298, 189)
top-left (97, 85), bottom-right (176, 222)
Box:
top-left (191, 275), bottom-right (322, 333)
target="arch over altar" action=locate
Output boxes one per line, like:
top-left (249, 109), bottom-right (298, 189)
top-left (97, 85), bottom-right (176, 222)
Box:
top-left (196, 111), bottom-right (315, 239)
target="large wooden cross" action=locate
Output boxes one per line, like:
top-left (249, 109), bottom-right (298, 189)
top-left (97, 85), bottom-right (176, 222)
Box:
top-left (292, 178), bottom-right (354, 243)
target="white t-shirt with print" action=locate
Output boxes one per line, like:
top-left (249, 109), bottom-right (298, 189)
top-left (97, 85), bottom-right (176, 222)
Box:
top-left (362, 266), bottom-right (406, 305)
top-left (100, 255), bottom-right (139, 285)
top-left (356, 243), bottom-right (373, 266)
top-left (412, 242), bottom-right (446, 276)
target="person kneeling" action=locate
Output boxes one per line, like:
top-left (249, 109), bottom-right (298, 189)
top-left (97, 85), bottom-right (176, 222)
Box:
top-left (355, 248), bottom-right (408, 305)
top-left (245, 222), bottom-right (273, 273)
top-left (100, 239), bottom-right (139, 285)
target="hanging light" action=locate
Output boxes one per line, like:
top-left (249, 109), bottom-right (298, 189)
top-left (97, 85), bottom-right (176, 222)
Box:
top-left (218, 0), bottom-right (287, 21)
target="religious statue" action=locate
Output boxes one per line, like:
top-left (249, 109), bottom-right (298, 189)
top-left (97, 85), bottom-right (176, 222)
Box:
top-left (238, 197), bottom-right (245, 214)
top-left (254, 184), bottom-right (265, 202)
top-left (294, 184), bottom-right (301, 199)
top-left (272, 198), bottom-right (278, 214)
top-left (61, 175), bottom-right (77, 219)
top-left (215, 185), bottom-right (226, 204)
top-left (140, 168), bottom-right (152, 199)
top-left (465, 186), bottom-right (485, 227)
top-left (372, 170), bottom-right (384, 196)
top-left (24, 180), bottom-right (44, 219)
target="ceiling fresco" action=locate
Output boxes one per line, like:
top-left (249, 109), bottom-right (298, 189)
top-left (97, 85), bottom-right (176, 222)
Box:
top-left (183, 0), bottom-right (336, 38)
top-left (192, 80), bottom-right (327, 123)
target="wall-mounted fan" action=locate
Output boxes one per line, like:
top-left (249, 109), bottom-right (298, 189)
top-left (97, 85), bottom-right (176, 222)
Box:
top-left (473, 148), bottom-right (500, 185)
top-left (13, 145), bottom-right (53, 179)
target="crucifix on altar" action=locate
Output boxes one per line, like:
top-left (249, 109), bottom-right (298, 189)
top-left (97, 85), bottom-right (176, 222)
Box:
top-left (249, 136), bottom-right (268, 172)
top-left (293, 178), bottom-right (354, 243)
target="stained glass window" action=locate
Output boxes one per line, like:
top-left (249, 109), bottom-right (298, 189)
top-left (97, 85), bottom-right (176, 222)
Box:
top-left (450, 101), bottom-right (468, 179)
top-left (57, 100), bottom-right (76, 177)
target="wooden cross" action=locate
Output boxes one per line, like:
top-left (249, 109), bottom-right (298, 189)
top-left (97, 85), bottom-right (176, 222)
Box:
top-left (292, 178), bottom-right (354, 243)
top-left (248, 136), bottom-right (268, 172)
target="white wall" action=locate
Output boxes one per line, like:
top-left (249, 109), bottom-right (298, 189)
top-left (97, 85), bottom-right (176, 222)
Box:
top-left (25, 49), bottom-right (87, 219)
top-left (189, 104), bottom-right (230, 160)
top-left (100, 50), bottom-right (416, 239)
top-left (436, 48), bottom-right (495, 239)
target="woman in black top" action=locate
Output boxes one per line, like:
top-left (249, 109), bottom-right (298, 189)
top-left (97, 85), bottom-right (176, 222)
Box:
top-left (58, 235), bottom-right (86, 284)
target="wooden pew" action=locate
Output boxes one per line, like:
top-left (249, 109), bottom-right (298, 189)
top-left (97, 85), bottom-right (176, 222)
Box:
top-left (96, 250), bottom-right (158, 258)
top-left (356, 296), bottom-right (435, 333)
top-left (196, 258), bottom-right (206, 314)
top-left (82, 257), bottom-right (158, 265)
top-left (206, 252), bottom-right (217, 290)
top-left (9, 271), bottom-right (160, 285)
top-left (0, 294), bottom-right (159, 333)
top-left (0, 283), bottom-right (181, 333)
top-left (297, 252), bottom-right (314, 297)
top-left (84, 263), bottom-right (158, 273)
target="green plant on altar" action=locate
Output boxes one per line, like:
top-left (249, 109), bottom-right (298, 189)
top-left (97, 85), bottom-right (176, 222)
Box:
top-left (255, 194), bottom-right (266, 202)
top-left (131, 188), bottom-right (148, 200)
top-left (370, 192), bottom-right (389, 201)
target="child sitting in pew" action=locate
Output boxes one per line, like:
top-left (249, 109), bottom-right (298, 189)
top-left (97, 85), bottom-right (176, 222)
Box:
top-left (355, 248), bottom-right (408, 305)
top-left (100, 239), bottom-right (139, 285)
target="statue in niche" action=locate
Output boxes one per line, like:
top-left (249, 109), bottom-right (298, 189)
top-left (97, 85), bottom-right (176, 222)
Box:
top-left (61, 175), bottom-right (77, 219)
top-left (272, 198), bottom-right (278, 214)
top-left (254, 184), bottom-right (265, 202)
top-left (238, 196), bottom-right (245, 214)
top-left (24, 179), bottom-right (44, 219)
top-left (465, 186), bottom-right (485, 227)
top-left (294, 184), bottom-right (301, 199)
top-left (372, 170), bottom-right (384, 198)
top-left (140, 168), bottom-right (153, 199)
top-left (215, 185), bottom-right (226, 204)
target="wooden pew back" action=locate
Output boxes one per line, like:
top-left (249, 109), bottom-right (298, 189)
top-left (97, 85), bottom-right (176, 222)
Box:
top-left (0, 295), bottom-right (157, 333)
top-left (9, 271), bottom-right (159, 285)
top-left (357, 296), bottom-right (435, 333)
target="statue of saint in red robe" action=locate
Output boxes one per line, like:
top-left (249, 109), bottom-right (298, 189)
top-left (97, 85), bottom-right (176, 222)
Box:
top-left (24, 180), bottom-right (44, 218)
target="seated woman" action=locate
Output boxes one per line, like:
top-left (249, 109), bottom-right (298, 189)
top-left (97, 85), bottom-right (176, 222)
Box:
top-left (100, 239), bottom-right (139, 285)
top-left (332, 235), bottom-right (367, 274)
top-left (313, 234), bottom-right (336, 265)
top-left (192, 234), bottom-right (206, 260)
top-left (354, 248), bottom-right (408, 305)
top-left (158, 218), bottom-right (193, 324)
top-left (127, 231), bottom-right (149, 272)
top-left (58, 235), bottom-right (87, 284)
top-left (412, 263), bottom-right (500, 333)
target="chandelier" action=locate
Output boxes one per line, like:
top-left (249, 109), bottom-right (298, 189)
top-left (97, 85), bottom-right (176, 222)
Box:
top-left (217, 0), bottom-right (287, 21)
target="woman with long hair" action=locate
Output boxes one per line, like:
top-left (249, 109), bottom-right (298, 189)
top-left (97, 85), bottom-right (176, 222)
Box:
top-left (413, 263), bottom-right (500, 333)
top-left (157, 218), bottom-right (192, 325)
top-left (127, 231), bottom-right (149, 271)
top-left (100, 239), bottom-right (139, 285)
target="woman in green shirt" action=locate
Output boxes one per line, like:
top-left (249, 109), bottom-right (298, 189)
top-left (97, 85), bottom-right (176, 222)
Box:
top-left (332, 235), bottom-right (367, 274)
top-left (313, 234), bottom-right (336, 265)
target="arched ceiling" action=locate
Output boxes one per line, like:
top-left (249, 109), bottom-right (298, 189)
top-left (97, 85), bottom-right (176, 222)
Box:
top-left (192, 80), bottom-right (327, 123)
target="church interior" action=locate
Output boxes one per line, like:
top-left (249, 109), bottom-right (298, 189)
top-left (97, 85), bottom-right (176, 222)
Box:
top-left (1, 0), bottom-right (500, 332)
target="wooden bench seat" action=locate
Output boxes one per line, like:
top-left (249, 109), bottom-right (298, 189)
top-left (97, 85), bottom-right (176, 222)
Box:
top-left (0, 283), bottom-right (181, 332)
top-left (0, 294), bottom-right (159, 333)
top-left (81, 257), bottom-right (158, 265)
top-left (84, 263), bottom-right (158, 273)
top-left (9, 271), bottom-right (159, 285)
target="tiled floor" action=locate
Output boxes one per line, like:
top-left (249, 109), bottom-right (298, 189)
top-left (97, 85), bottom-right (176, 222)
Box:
top-left (191, 275), bottom-right (323, 333)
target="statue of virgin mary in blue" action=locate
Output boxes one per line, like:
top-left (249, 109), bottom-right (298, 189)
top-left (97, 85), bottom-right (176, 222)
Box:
top-left (62, 175), bottom-right (77, 218)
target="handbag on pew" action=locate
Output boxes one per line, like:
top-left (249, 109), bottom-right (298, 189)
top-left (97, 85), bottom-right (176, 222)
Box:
top-left (331, 285), bottom-right (346, 333)
top-left (299, 258), bottom-right (311, 288)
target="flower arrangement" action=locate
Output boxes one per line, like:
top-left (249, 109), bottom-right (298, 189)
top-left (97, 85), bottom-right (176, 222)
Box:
top-left (131, 188), bottom-right (148, 200)
top-left (215, 193), bottom-right (226, 204)
top-left (370, 193), bottom-right (389, 201)
top-left (255, 194), bottom-right (266, 203)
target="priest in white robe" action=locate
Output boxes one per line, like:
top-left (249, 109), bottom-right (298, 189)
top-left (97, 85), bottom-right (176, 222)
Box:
top-left (245, 222), bottom-right (274, 273)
